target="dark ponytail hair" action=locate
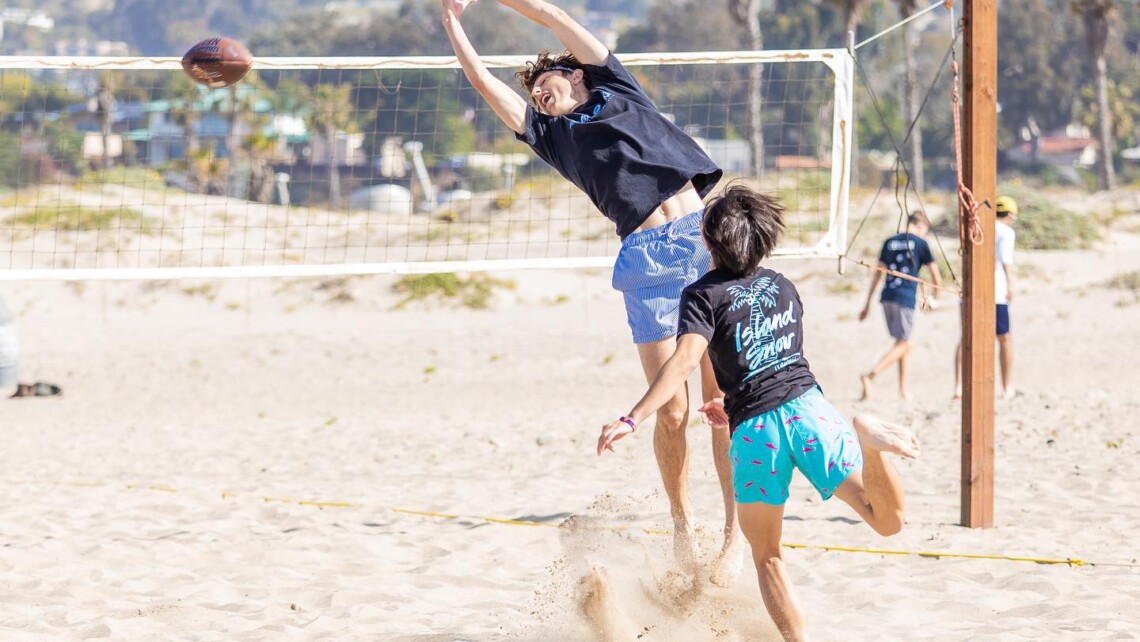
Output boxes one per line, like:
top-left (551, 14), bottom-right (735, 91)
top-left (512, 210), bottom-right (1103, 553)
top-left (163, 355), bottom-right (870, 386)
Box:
top-left (701, 185), bottom-right (785, 276)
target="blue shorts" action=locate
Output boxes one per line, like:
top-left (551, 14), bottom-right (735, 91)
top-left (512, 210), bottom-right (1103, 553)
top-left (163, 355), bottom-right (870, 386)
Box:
top-left (730, 388), bottom-right (864, 505)
top-left (996, 304), bottom-right (1010, 336)
top-left (611, 210), bottom-right (711, 344)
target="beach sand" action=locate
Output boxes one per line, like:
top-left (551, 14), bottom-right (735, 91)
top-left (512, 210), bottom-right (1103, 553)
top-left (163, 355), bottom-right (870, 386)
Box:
top-left (1, 193), bottom-right (1139, 641)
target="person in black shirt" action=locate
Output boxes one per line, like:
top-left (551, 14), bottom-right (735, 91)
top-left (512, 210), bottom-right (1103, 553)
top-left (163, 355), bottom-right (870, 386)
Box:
top-left (857, 211), bottom-right (943, 401)
top-left (441, 0), bottom-right (739, 585)
top-left (598, 186), bottom-right (920, 642)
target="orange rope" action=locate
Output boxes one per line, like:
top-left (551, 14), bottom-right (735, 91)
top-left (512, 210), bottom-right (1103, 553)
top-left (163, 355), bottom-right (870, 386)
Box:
top-left (854, 259), bottom-right (958, 295)
top-left (951, 58), bottom-right (983, 252)
top-left (857, 258), bottom-right (962, 298)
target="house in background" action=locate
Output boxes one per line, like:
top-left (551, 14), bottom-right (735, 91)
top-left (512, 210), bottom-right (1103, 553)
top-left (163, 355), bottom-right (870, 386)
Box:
top-left (1006, 123), bottom-right (1098, 169)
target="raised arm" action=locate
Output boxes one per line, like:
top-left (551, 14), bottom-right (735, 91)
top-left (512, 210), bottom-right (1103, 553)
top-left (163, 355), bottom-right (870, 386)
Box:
top-left (496, 0), bottom-right (609, 65)
top-left (597, 333), bottom-right (709, 455)
top-left (441, 4), bottom-right (528, 134)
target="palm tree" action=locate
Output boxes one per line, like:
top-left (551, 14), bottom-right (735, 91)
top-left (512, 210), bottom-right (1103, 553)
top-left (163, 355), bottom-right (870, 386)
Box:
top-left (187, 147), bottom-right (228, 196)
top-left (307, 83), bottom-right (357, 210)
top-left (1071, 0), bottom-right (1116, 191)
top-left (895, 0), bottom-right (924, 193)
top-left (830, 0), bottom-right (867, 43)
top-left (729, 0), bottom-right (765, 176)
top-left (829, 0), bottom-right (866, 184)
top-left (95, 73), bottom-right (118, 171)
top-left (244, 130), bottom-right (278, 204)
top-left (223, 80), bottom-right (268, 199)
top-left (727, 276), bottom-right (780, 350)
top-left (167, 76), bottom-right (205, 192)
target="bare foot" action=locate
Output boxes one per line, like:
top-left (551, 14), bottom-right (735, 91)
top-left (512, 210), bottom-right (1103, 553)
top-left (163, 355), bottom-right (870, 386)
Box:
top-left (708, 535), bottom-right (744, 587)
top-left (577, 567), bottom-right (639, 642)
top-left (899, 389), bottom-right (910, 401)
top-left (1002, 388), bottom-right (1017, 400)
top-left (673, 523), bottom-right (698, 572)
top-left (852, 414), bottom-right (920, 459)
top-left (859, 374), bottom-right (873, 401)
top-left (952, 387), bottom-right (961, 400)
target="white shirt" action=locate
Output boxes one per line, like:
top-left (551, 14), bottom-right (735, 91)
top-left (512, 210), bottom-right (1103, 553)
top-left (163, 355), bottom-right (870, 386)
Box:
top-left (994, 221), bottom-right (1016, 305)
top-left (0, 300), bottom-right (18, 368)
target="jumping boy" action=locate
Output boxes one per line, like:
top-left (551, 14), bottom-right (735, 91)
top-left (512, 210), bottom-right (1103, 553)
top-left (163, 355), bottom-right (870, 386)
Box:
top-left (598, 186), bottom-right (920, 642)
top-left (440, 0), bottom-right (742, 583)
top-left (858, 211), bottom-right (943, 401)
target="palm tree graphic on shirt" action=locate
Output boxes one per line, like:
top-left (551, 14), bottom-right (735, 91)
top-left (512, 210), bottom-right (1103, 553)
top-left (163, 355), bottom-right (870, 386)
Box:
top-left (728, 276), bottom-right (780, 365)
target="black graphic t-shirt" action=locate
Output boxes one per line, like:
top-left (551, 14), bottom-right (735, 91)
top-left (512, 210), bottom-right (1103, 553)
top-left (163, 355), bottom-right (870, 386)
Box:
top-left (878, 232), bottom-right (934, 309)
top-left (516, 54), bottom-right (722, 239)
top-left (678, 267), bottom-right (818, 429)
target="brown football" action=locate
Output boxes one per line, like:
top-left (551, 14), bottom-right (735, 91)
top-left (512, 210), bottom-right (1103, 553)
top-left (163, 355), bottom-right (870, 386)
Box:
top-left (181, 37), bottom-right (253, 88)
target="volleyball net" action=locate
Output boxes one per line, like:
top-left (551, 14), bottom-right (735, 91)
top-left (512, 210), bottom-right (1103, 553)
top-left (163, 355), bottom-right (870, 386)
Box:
top-left (0, 50), bottom-right (852, 281)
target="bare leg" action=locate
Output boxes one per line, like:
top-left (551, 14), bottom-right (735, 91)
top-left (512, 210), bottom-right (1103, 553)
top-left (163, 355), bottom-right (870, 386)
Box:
top-left (738, 502), bottom-right (808, 642)
top-left (998, 333), bottom-right (1014, 399)
top-left (833, 414), bottom-right (919, 537)
top-left (953, 341), bottom-right (962, 400)
top-left (703, 354), bottom-right (744, 587)
top-left (636, 338), bottom-right (696, 568)
top-left (897, 344), bottom-right (911, 401)
top-left (860, 340), bottom-right (910, 401)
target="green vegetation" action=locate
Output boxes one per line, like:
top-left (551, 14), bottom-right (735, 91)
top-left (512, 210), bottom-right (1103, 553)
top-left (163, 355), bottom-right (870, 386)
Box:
top-left (81, 167), bottom-right (166, 188)
top-left (1105, 270), bottom-right (1140, 303)
top-left (6, 205), bottom-right (155, 233)
top-left (997, 186), bottom-right (1101, 250)
top-left (393, 273), bottom-right (516, 310)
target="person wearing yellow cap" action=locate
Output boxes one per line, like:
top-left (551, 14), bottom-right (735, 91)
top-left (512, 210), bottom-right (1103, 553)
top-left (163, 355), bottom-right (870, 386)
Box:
top-left (955, 195), bottom-right (1018, 400)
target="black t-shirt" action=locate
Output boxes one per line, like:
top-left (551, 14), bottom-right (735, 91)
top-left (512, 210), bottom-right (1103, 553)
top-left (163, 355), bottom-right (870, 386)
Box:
top-left (878, 233), bottom-right (934, 309)
top-left (678, 267), bottom-right (818, 429)
top-left (516, 54), bottom-right (723, 239)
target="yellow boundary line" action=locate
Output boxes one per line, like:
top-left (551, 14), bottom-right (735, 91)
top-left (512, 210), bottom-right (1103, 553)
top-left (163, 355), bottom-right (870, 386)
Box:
top-left (12, 479), bottom-right (1136, 569)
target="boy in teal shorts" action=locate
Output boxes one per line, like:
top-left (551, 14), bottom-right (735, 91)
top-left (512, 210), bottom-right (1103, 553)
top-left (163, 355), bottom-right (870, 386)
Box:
top-left (597, 186), bottom-right (920, 641)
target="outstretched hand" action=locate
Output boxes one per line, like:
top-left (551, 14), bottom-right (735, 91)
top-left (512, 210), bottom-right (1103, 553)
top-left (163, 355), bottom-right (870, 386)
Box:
top-left (698, 398), bottom-right (730, 430)
top-left (597, 420), bottom-right (634, 456)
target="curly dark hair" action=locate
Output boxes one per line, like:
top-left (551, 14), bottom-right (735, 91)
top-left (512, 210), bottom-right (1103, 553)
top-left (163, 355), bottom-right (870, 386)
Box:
top-left (702, 185), bottom-right (786, 276)
top-left (515, 50), bottom-right (583, 107)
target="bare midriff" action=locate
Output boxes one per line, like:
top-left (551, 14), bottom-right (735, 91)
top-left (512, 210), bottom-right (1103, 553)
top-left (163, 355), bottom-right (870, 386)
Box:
top-left (634, 180), bottom-right (704, 233)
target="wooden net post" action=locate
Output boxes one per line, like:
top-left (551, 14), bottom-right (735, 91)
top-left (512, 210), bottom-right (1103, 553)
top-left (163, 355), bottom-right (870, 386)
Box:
top-left (960, 0), bottom-right (997, 528)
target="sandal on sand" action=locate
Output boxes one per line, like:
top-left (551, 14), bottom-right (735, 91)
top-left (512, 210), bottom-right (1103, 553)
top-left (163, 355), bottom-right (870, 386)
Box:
top-left (11, 382), bottom-right (63, 398)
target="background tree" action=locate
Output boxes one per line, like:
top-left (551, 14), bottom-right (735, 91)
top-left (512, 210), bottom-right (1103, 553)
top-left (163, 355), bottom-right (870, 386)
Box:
top-left (829, 0), bottom-right (867, 43)
top-left (894, 0), bottom-right (924, 192)
top-left (164, 75), bottom-right (207, 192)
top-left (996, 0), bottom-right (1082, 151)
top-left (307, 83), bottom-right (356, 210)
top-left (244, 130), bottom-right (278, 204)
top-left (95, 75), bottom-right (117, 171)
top-left (1072, 0), bottom-right (1117, 191)
top-left (729, 0), bottom-right (766, 176)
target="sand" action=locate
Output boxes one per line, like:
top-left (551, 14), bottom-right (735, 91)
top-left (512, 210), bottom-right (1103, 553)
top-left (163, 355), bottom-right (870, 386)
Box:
top-left (1, 191), bottom-right (1139, 641)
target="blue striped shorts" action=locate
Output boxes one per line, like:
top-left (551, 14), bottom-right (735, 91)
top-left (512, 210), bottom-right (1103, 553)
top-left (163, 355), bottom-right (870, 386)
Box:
top-left (611, 210), bottom-right (711, 344)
